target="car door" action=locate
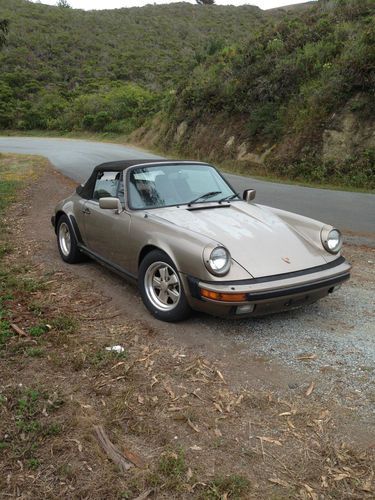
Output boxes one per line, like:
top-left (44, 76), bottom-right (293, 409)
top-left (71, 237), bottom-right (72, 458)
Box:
top-left (81, 170), bottom-right (132, 271)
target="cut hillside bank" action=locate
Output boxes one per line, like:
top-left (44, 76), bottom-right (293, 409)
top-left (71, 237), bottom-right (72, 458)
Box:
top-left (130, 0), bottom-right (375, 189)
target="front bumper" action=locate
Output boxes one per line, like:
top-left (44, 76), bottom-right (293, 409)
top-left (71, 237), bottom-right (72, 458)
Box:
top-left (184, 256), bottom-right (351, 317)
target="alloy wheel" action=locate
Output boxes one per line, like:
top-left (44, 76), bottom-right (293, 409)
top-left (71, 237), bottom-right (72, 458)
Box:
top-left (144, 261), bottom-right (181, 311)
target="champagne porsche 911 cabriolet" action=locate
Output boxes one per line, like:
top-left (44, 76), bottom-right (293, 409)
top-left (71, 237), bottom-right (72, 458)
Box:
top-left (52, 159), bottom-right (351, 322)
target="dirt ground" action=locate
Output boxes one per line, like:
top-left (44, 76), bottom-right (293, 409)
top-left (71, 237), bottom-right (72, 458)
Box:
top-left (0, 165), bottom-right (374, 499)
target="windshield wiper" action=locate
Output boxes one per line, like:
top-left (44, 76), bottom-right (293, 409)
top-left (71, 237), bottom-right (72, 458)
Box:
top-left (218, 193), bottom-right (240, 203)
top-left (187, 191), bottom-right (222, 206)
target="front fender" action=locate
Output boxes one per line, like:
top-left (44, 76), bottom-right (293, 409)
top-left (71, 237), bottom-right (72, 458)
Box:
top-left (132, 213), bottom-right (252, 281)
top-left (263, 205), bottom-right (339, 260)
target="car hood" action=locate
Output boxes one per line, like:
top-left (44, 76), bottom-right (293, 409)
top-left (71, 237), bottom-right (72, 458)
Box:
top-left (151, 202), bottom-right (327, 278)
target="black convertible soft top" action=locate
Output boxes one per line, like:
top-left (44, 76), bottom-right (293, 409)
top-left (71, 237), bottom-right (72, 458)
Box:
top-left (93, 158), bottom-right (172, 172)
top-left (76, 159), bottom-right (180, 199)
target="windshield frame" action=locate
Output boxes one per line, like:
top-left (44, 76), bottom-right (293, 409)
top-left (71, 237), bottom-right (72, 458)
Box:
top-left (125, 161), bottom-right (238, 211)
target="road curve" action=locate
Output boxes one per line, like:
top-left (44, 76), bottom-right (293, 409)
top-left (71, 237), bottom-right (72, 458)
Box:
top-left (0, 136), bottom-right (374, 235)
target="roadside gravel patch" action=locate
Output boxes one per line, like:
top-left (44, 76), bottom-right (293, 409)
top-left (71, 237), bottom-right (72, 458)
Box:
top-left (202, 246), bottom-right (375, 418)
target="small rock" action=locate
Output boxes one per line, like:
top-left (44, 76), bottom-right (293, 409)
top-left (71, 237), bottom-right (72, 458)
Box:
top-left (288, 383), bottom-right (299, 390)
top-left (224, 136), bottom-right (235, 149)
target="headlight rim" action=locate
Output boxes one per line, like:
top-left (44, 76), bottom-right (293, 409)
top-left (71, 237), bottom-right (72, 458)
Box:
top-left (203, 245), bottom-right (231, 276)
top-left (321, 226), bottom-right (342, 254)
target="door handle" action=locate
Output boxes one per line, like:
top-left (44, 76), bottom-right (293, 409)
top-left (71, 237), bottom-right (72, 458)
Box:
top-left (82, 207), bottom-right (91, 215)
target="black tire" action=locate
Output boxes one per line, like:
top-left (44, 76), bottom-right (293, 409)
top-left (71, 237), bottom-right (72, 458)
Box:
top-left (138, 250), bottom-right (191, 322)
top-left (56, 214), bottom-right (84, 264)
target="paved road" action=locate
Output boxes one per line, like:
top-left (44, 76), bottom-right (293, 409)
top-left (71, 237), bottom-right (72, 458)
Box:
top-left (0, 136), bottom-right (374, 234)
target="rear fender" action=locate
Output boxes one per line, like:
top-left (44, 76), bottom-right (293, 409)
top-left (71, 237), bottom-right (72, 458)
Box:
top-left (55, 211), bottom-right (84, 245)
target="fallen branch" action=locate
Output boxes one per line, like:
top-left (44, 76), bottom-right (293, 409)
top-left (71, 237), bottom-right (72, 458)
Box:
top-left (94, 425), bottom-right (133, 473)
top-left (10, 323), bottom-right (28, 337)
top-left (123, 446), bottom-right (146, 468)
top-left (305, 381), bottom-right (315, 397)
top-left (72, 296), bottom-right (113, 313)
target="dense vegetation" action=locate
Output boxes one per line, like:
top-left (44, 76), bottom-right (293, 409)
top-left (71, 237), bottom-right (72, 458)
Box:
top-left (0, 0), bottom-right (264, 132)
top-left (174, 1), bottom-right (374, 133)
top-left (164, 0), bottom-right (375, 188)
top-left (0, 19), bottom-right (7, 48)
top-left (0, 0), bottom-right (374, 188)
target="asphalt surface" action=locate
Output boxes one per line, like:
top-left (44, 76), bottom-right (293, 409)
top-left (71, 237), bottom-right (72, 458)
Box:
top-left (0, 136), bottom-right (374, 235)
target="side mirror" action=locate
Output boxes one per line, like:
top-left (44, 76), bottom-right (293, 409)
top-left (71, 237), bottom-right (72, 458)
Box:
top-left (99, 197), bottom-right (122, 213)
top-left (243, 189), bottom-right (256, 203)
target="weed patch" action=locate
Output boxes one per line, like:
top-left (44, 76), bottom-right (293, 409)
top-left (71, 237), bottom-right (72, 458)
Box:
top-left (0, 386), bottom-right (66, 470)
top-left (25, 347), bottom-right (44, 357)
top-left (89, 348), bottom-right (128, 368)
top-left (29, 323), bottom-right (49, 337)
top-left (27, 458), bottom-right (41, 470)
top-left (50, 315), bottom-right (77, 334)
top-left (200, 474), bottom-right (251, 499)
top-left (149, 448), bottom-right (188, 491)
top-left (0, 318), bottom-right (13, 347)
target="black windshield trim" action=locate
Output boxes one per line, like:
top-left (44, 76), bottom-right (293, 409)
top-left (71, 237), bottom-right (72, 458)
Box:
top-left (187, 204), bottom-right (231, 211)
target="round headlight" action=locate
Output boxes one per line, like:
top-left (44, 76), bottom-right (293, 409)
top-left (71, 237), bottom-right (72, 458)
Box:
top-left (205, 246), bottom-right (231, 276)
top-left (321, 227), bottom-right (342, 254)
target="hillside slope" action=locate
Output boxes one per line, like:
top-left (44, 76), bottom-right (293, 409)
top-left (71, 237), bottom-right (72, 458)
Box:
top-left (0, 0), bottom-right (265, 88)
top-left (0, 0), bottom-right (374, 189)
top-left (135, 0), bottom-right (374, 189)
top-left (0, 0), bottom-right (266, 131)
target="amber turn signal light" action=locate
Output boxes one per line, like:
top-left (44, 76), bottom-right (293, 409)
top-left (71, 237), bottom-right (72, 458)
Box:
top-left (200, 288), bottom-right (247, 302)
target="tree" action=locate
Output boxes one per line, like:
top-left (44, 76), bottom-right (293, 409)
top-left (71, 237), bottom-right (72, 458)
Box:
top-left (0, 19), bottom-right (9, 49)
top-left (57, 0), bottom-right (71, 8)
top-left (196, 0), bottom-right (215, 4)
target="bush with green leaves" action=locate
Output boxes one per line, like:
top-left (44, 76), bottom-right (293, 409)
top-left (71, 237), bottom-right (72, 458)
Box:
top-left (167, 0), bottom-right (375, 188)
top-left (0, 0), bottom-right (264, 132)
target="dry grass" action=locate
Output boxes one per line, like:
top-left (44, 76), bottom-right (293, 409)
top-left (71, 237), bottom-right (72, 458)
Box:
top-left (0, 154), bottom-right (374, 499)
top-left (0, 153), bottom-right (47, 213)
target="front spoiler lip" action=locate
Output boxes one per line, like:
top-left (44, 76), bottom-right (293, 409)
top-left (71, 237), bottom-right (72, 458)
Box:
top-left (190, 257), bottom-right (351, 305)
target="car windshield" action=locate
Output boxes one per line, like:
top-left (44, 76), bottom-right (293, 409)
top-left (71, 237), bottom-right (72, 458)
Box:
top-left (127, 163), bottom-right (236, 209)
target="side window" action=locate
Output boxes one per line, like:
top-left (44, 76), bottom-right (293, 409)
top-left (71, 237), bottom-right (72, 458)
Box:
top-left (93, 171), bottom-right (119, 200)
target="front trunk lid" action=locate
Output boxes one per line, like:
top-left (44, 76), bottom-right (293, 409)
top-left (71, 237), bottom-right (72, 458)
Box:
top-left (152, 202), bottom-right (326, 278)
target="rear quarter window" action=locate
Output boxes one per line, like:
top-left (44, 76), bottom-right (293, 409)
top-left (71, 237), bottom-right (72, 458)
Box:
top-left (93, 171), bottom-right (120, 200)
